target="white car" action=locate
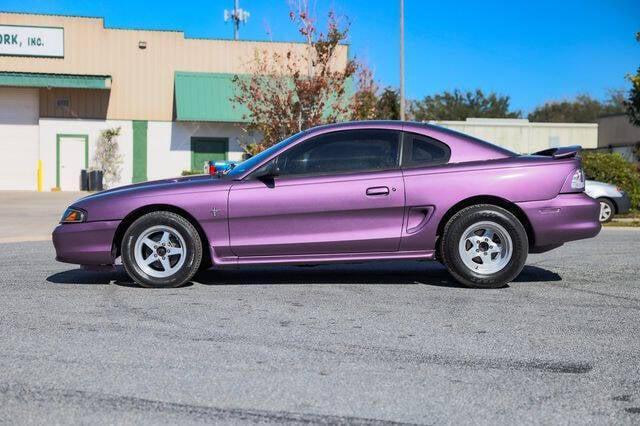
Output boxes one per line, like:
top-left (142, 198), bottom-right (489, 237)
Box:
top-left (585, 180), bottom-right (632, 223)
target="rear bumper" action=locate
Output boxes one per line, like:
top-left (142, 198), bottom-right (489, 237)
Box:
top-left (613, 193), bottom-right (632, 215)
top-left (517, 193), bottom-right (601, 250)
top-left (52, 220), bottom-right (121, 265)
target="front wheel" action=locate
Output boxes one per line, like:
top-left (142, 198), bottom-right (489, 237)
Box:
top-left (440, 204), bottom-right (528, 288)
top-left (121, 211), bottom-right (202, 288)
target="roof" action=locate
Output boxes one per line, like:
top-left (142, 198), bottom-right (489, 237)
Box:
top-left (174, 72), bottom-right (355, 123)
top-left (0, 11), bottom-right (351, 46)
top-left (0, 72), bottom-right (111, 89)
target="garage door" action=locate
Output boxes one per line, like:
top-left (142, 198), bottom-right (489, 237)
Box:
top-left (0, 88), bottom-right (39, 190)
top-left (191, 137), bottom-right (228, 173)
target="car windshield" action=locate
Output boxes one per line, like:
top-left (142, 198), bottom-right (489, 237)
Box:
top-left (226, 131), bottom-right (306, 178)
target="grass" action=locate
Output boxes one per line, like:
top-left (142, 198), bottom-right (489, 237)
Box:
top-left (616, 210), bottom-right (640, 220)
top-left (605, 221), bottom-right (640, 228)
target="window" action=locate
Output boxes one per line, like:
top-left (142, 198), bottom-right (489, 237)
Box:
top-left (56, 97), bottom-right (70, 108)
top-left (276, 129), bottom-right (400, 177)
top-left (402, 133), bottom-right (450, 168)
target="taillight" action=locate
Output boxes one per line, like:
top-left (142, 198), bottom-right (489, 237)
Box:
top-left (570, 168), bottom-right (585, 190)
top-left (561, 168), bottom-right (586, 193)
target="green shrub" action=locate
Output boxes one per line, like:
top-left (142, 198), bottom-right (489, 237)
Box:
top-left (181, 170), bottom-right (203, 176)
top-left (582, 152), bottom-right (640, 209)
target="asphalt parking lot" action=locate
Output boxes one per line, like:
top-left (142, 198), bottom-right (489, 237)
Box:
top-left (0, 226), bottom-right (639, 424)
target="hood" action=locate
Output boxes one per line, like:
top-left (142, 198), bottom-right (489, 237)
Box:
top-left (73, 174), bottom-right (225, 206)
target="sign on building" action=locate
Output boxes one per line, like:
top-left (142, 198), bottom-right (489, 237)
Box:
top-left (0, 25), bottom-right (64, 58)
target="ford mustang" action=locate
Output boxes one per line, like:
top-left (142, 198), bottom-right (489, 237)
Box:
top-left (53, 121), bottom-right (601, 289)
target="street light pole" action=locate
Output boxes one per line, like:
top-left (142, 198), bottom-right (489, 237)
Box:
top-left (399, 0), bottom-right (405, 121)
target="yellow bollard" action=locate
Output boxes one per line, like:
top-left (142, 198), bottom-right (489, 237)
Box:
top-left (37, 160), bottom-right (43, 192)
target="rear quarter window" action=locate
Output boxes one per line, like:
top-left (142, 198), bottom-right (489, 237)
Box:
top-left (402, 133), bottom-right (451, 168)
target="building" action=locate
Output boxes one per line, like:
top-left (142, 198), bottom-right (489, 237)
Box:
top-left (431, 117), bottom-right (598, 154)
top-left (0, 12), bottom-right (349, 191)
top-left (593, 114), bottom-right (640, 163)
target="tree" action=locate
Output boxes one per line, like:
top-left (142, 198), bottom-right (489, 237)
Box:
top-left (350, 65), bottom-right (400, 121)
top-left (232, 4), bottom-right (357, 155)
top-left (93, 127), bottom-right (122, 189)
top-left (627, 32), bottom-right (640, 126)
top-left (528, 92), bottom-right (627, 123)
top-left (351, 65), bottom-right (378, 121)
top-left (411, 89), bottom-right (521, 121)
top-left (375, 87), bottom-right (401, 120)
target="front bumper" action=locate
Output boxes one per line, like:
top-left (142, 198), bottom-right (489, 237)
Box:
top-left (52, 220), bottom-right (121, 265)
top-left (517, 193), bottom-right (601, 250)
top-left (613, 193), bottom-right (632, 215)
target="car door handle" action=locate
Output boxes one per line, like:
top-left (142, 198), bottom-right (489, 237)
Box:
top-left (366, 186), bottom-right (390, 196)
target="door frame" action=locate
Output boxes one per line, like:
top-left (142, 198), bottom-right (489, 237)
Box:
top-left (56, 133), bottom-right (89, 189)
top-left (190, 137), bottom-right (228, 172)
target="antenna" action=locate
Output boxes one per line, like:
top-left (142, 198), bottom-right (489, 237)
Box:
top-left (224, 0), bottom-right (250, 40)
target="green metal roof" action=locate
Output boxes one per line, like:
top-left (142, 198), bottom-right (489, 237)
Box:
top-left (0, 72), bottom-right (111, 89)
top-left (174, 72), bottom-right (249, 122)
top-left (174, 71), bottom-right (354, 123)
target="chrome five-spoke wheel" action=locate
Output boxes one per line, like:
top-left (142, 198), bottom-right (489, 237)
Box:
top-left (122, 211), bottom-right (202, 288)
top-left (440, 204), bottom-right (527, 288)
top-left (598, 200), bottom-right (613, 223)
top-left (458, 221), bottom-right (513, 275)
top-left (134, 225), bottom-right (186, 278)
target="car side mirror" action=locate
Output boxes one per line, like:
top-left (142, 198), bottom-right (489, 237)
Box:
top-left (253, 160), bottom-right (280, 183)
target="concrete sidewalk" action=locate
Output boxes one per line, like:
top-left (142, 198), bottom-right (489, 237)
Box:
top-left (0, 191), bottom-right (86, 243)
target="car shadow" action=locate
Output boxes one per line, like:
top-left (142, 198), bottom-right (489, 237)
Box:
top-left (46, 261), bottom-right (561, 289)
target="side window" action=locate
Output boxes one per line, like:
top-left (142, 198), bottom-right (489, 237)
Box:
top-left (403, 133), bottom-right (450, 168)
top-left (277, 129), bottom-right (400, 176)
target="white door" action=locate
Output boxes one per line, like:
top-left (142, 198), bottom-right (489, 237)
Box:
top-left (59, 137), bottom-right (86, 191)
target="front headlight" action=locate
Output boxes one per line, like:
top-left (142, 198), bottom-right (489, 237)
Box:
top-left (60, 207), bottom-right (86, 223)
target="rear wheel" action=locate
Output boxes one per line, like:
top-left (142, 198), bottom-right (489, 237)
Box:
top-left (440, 204), bottom-right (528, 288)
top-left (121, 211), bottom-right (202, 288)
top-left (597, 198), bottom-right (615, 223)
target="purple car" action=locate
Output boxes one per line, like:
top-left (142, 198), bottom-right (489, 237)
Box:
top-left (53, 121), bottom-right (601, 289)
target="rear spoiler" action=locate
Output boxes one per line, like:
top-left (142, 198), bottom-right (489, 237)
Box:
top-left (533, 145), bottom-right (581, 159)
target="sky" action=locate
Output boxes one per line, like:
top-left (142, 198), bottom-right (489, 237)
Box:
top-left (2, 0), bottom-right (639, 114)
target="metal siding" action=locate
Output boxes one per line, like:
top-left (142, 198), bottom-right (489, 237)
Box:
top-left (39, 87), bottom-right (109, 119)
top-left (0, 13), bottom-right (349, 121)
top-left (174, 72), bottom-right (249, 122)
top-left (132, 120), bottom-right (148, 183)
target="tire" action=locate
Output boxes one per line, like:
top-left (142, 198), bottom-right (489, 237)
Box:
top-left (597, 198), bottom-right (615, 223)
top-left (439, 204), bottom-right (528, 289)
top-left (121, 211), bottom-right (203, 288)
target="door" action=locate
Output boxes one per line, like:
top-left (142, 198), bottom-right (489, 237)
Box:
top-left (57, 135), bottom-right (87, 191)
top-left (191, 137), bottom-right (227, 172)
top-left (228, 129), bottom-right (405, 256)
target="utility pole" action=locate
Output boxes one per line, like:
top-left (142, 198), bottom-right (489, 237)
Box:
top-left (224, 0), bottom-right (250, 40)
top-left (399, 0), bottom-right (405, 121)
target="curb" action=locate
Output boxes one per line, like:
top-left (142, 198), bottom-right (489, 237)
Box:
top-left (0, 236), bottom-right (52, 244)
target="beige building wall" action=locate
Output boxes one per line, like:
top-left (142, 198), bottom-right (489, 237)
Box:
top-left (0, 12), bottom-right (349, 121)
top-left (432, 118), bottom-right (598, 154)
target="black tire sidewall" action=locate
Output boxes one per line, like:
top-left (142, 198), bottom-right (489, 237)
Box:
top-left (121, 212), bottom-right (202, 288)
top-left (441, 205), bottom-right (528, 288)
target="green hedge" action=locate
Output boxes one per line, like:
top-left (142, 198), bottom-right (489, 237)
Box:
top-left (582, 152), bottom-right (640, 209)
